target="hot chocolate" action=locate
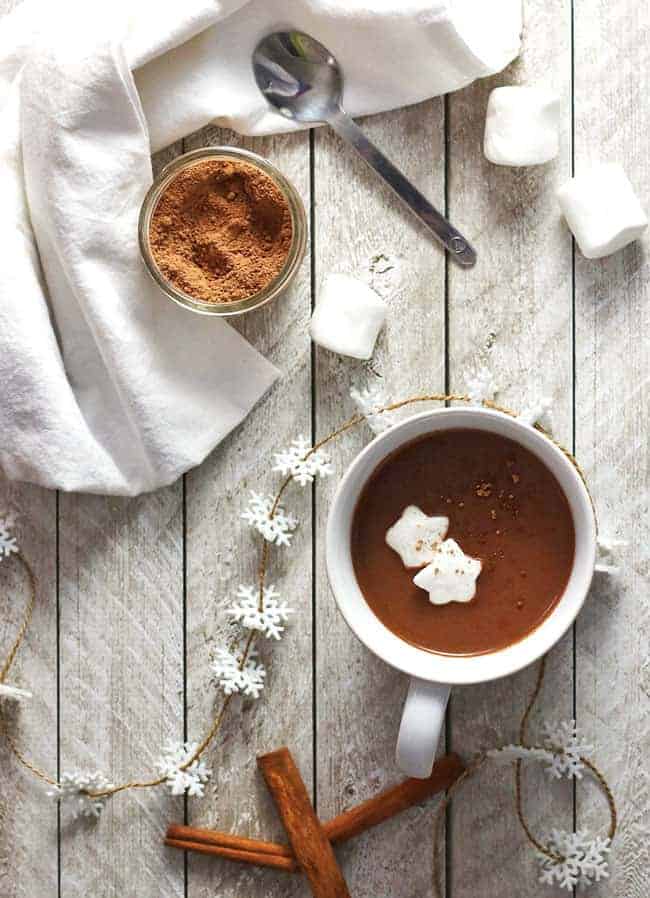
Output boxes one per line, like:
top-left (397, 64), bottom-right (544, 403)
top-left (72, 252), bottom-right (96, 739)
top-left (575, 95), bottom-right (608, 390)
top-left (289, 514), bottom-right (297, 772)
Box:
top-left (351, 428), bottom-right (575, 656)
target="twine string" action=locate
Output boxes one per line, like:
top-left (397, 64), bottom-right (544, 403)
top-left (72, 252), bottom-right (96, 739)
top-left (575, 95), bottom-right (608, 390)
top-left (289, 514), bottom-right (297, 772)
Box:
top-left (0, 553), bottom-right (56, 786)
top-left (0, 718), bottom-right (58, 787)
top-left (0, 553), bottom-right (37, 685)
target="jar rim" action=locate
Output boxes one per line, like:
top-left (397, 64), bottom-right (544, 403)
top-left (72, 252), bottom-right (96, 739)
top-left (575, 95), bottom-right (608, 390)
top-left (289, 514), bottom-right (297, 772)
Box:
top-left (138, 146), bottom-right (307, 317)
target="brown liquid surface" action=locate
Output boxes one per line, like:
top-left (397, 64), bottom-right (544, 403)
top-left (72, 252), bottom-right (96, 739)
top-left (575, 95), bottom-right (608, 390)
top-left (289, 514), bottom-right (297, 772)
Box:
top-left (351, 429), bottom-right (575, 655)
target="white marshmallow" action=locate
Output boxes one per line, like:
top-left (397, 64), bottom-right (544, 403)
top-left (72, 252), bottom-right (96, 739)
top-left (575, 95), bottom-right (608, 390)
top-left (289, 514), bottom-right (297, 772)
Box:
top-left (557, 163), bottom-right (647, 259)
top-left (309, 273), bottom-right (386, 360)
top-left (385, 506), bottom-right (449, 568)
top-left (484, 86), bottom-right (560, 166)
top-left (413, 539), bottom-right (482, 605)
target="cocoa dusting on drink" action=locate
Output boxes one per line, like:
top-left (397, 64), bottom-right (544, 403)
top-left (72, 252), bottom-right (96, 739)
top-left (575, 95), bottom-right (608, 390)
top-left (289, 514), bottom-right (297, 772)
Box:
top-left (149, 159), bottom-right (293, 303)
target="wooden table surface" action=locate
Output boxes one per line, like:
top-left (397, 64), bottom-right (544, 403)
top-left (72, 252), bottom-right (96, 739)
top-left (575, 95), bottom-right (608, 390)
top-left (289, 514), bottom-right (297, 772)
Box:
top-left (1, 2), bottom-right (648, 896)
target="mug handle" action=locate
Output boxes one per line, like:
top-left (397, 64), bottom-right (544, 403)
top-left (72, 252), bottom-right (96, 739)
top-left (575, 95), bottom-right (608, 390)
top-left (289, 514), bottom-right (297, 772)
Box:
top-left (396, 678), bottom-right (451, 778)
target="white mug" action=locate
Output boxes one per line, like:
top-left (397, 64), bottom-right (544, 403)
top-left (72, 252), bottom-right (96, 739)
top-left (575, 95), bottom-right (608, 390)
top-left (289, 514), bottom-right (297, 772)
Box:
top-left (326, 407), bottom-right (597, 779)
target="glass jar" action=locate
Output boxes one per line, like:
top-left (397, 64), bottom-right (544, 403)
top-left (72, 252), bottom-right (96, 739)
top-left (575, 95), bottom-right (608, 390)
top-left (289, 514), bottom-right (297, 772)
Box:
top-left (138, 147), bottom-right (307, 317)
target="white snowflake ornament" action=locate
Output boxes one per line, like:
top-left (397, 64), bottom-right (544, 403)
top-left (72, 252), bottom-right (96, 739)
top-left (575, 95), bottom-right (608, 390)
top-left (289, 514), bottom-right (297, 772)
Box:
top-left (541, 719), bottom-right (593, 780)
top-left (0, 517), bottom-right (18, 561)
top-left (595, 536), bottom-right (626, 576)
top-left (465, 366), bottom-right (498, 405)
top-left (227, 585), bottom-right (294, 640)
top-left (212, 647), bottom-right (266, 699)
top-left (242, 492), bottom-right (298, 547)
top-left (487, 744), bottom-right (554, 766)
top-left (519, 395), bottom-right (554, 430)
top-left (273, 436), bottom-right (333, 486)
top-left (156, 739), bottom-right (212, 798)
top-left (47, 770), bottom-right (113, 819)
top-left (350, 383), bottom-right (392, 435)
top-left (0, 683), bottom-right (32, 702)
top-left (156, 740), bottom-right (212, 797)
top-left (538, 828), bottom-right (610, 890)
top-left (489, 720), bottom-right (593, 781)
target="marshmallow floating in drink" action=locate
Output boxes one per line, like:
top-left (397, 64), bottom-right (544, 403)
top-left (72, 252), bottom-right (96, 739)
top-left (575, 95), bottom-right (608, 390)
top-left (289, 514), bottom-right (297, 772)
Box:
top-left (309, 273), bottom-right (386, 359)
top-left (484, 86), bottom-right (560, 166)
top-left (385, 506), bottom-right (449, 568)
top-left (557, 163), bottom-right (648, 258)
top-left (413, 539), bottom-right (482, 605)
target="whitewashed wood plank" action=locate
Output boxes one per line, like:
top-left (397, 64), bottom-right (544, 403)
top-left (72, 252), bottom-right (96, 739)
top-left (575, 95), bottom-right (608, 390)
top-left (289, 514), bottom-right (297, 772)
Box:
top-left (57, 487), bottom-right (185, 898)
top-left (446, 2), bottom-right (575, 894)
top-left (183, 125), bottom-right (313, 898)
top-left (573, 2), bottom-right (650, 895)
top-left (57, 144), bottom-right (186, 898)
top-left (0, 483), bottom-right (57, 898)
top-left (314, 100), bottom-right (446, 896)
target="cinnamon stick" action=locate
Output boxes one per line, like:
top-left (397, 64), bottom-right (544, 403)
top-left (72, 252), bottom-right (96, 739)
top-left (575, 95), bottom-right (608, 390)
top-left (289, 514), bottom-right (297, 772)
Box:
top-left (325, 752), bottom-right (464, 843)
top-left (164, 837), bottom-right (297, 872)
top-left (165, 825), bottom-right (296, 870)
top-left (166, 752), bottom-right (464, 868)
top-left (259, 747), bottom-right (350, 898)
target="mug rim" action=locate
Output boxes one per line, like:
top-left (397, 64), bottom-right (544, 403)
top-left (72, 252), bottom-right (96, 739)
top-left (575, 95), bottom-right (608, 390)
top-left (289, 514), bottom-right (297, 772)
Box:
top-left (325, 407), bottom-right (597, 686)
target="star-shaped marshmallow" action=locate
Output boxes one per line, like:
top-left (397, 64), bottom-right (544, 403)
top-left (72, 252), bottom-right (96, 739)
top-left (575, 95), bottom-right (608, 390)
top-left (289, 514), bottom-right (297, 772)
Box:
top-left (385, 506), bottom-right (449, 568)
top-left (413, 539), bottom-right (482, 605)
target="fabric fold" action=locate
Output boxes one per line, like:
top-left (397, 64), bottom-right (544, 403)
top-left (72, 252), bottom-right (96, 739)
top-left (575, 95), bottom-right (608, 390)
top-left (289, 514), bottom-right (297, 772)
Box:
top-left (136, 0), bottom-right (522, 149)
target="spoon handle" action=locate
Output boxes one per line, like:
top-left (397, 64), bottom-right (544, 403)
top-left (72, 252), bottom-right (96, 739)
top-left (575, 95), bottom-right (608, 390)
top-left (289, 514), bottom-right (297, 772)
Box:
top-left (327, 109), bottom-right (476, 268)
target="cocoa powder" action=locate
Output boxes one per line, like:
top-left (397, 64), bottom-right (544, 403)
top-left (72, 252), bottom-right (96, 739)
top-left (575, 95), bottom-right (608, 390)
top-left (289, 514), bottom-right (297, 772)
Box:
top-left (149, 158), bottom-right (293, 303)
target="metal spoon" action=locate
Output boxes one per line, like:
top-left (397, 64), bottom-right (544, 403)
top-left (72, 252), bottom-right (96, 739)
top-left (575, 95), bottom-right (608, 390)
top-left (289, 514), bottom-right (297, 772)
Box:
top-left (252, 30), bottom-right (476, 268)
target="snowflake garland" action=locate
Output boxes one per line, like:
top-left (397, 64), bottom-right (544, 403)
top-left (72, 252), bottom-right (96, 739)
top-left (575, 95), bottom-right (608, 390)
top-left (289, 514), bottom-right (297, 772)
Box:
top-left (227, 584), bottom-right (293, 641)
top-left (156, 740), bottom-right (212, 797)
top-left (47, 770), bottom-right (114, 819)
top-left (518, 395), bottom-right (554, 431)
top-left (489, 719), bottom-right (592, 781)
top-left (273, 436), bottom-right (333, 486)
top-left (538, 829), bottom-right (610, 890)
top-left (465, 366), bottom-right (498, 405)
top-left (350, 383), bottom-right (392, 434)
top-left (0, 516), bottom-right (18, 561)
top-left (241, 491), bottom-right (298, 547)
top-left (211, 647), bottom-right (266, 699)
top-left (488, 720), bottom-right (606, 890)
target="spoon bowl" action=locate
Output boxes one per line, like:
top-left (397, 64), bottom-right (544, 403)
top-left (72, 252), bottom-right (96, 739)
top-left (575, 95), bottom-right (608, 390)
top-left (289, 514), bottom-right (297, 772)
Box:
top-left (253, 31), bottom-right (342, 123)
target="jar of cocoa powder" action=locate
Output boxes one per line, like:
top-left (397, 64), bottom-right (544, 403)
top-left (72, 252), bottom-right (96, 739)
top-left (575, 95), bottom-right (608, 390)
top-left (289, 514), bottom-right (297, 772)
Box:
top-left (139, 147), bottom-right (307, 316)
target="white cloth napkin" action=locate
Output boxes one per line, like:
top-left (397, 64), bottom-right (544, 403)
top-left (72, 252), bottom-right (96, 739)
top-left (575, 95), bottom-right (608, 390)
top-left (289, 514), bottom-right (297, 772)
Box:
top-left (0, 0), bottom-right (521, 496)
